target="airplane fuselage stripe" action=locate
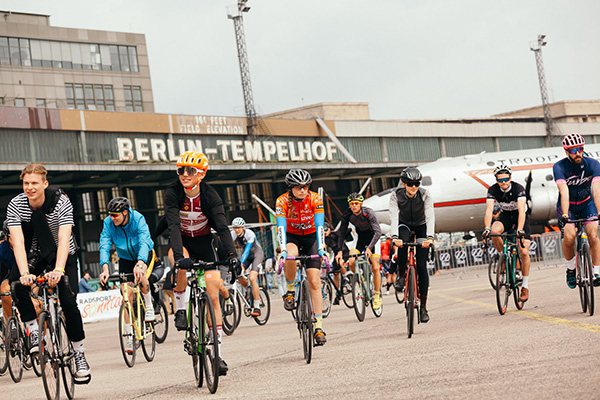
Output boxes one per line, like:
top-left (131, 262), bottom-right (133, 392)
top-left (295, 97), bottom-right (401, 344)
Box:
top-left (434, 198), bottom-right (487, 208)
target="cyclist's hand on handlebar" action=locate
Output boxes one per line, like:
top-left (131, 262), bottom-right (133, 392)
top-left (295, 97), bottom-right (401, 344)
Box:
top-left (559, 213), bottom-right (569, 227)
top-left (422, 240), bottom-right (432, 249)
top-left (318, 249), bottom-right (328, 259)
top-left (482, 228), bottom-right (491, 241)
top-left (133, 262), bottom-right (146, 283)
top-left (99, 270), bottom-right (109, 284)
top-left (365, 247), bottom-right (373, 258)
top-left (20, 273), bottom-right (36, 287)
top-left (517, 230), bottom-right (526, 239)
top-left (45, 269), bottom-right (64, 287)
top-left (392, 238), bottom-right (403, 247)
top-left (178, 257), bottom-right (194, 269)
top-left (277, 251), bottom-right (288, 262)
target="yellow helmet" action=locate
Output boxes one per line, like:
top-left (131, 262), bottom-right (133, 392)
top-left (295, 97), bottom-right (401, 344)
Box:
top-left (176, 151), bottom-right (209, 172)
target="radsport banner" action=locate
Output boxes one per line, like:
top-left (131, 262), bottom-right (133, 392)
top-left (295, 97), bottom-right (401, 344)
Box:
top-left (77, 289), bottom-right (122, 323)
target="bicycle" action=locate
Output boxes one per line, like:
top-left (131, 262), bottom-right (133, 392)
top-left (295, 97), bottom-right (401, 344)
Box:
top-left (487, 233), bottom-right (525, 315)
top-left (151, 281), bottom-right (169, 344)
top-left (320, 266), bottom-right (332, 318)
top-left (348, 253), bottom-right (383, 322)
top-left (323, 263), bottom-right (354, 310)
top-left (567, 217), bottom-right (597, 316)
top-left (227, 269), bottom-right (271, 331)
top-left (179, 259), bottom-right (233, 394)
top-left (34, 275), bottom-right (90, 400)
top-left (278, 254), bottom-right (327, 364)
top-left (4, 285), bottom-right (42, 383)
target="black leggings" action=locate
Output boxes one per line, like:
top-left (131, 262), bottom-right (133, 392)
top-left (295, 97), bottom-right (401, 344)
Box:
top-left (397, 224), bottom-right (430, 298)
top-left (10, 254), bottom-right (85, 342)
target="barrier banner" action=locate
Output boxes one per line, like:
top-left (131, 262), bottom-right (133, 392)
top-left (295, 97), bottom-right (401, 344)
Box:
top-left (77, 289), bottom-right (122, 323)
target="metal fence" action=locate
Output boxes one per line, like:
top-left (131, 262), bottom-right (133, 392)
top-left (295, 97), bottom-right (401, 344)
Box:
top-left (430, 232), bottom-right (564, 276)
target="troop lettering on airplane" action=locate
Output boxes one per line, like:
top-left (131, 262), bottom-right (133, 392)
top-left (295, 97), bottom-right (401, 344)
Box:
top-left (116, 137), bottom-right (338, 163)
top-left (495, 154), bottom-right (561, 165)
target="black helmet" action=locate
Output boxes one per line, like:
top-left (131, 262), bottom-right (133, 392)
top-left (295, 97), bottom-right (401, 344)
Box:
top-left (400, 167), bottom-right (422, 182)
top-left (347, 192), bottom-right (364, 203)
top-left (107, 197), bottom-right (130, 213)
top-left (285, 169), bottom-right (312, 187)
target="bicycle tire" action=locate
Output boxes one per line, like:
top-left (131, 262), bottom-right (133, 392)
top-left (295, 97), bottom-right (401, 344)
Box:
top-left (190, 294), bottom-right (203, 388)
top-left (118, 303), bottom-right (136, 368)
top-left (488, 253), bottom-right (499, 290)
top-left (221, 290), bottom-right (238, 336)
top-left (154, 299), bottom-right (169, 344)
top-left (583, 243), bottom-right (594, 316)
top-left (31, 349), bottom-right (42, 377)
top-left (253, 287), bottom-right (271, 326)
top-left (141, 307), bottom-right (156, 362)
top-left (352, 273), bottom-right (366, 322)
top-left (301, 281), bottom-right (313, 364)
top-left (39, 311), bottom-right (60, 400)
top-left (495, 254), bottom-right (509, 315)
top-left (577, 251), bottom-right (587, 313)
top-left (0, 317), bottom-right (7, 375)
top-left (6, 315), bottom-right (23, 382)
top-left (321, 280), bottom-right (332, 318)
top-left (200, 291), bottom-right (219, 393)
top-left (341, 276), bottom-right (354, 309)
top-left (406, 267), bottom-right (416, 338)
top-left (371, 274), bottom-right (383, 318)
top-left (59, 315), bottom-right (75, 399)
top-left (234, 290), bottom-right (243, 329)
top-left (512, 254), bottom-right (524, 310)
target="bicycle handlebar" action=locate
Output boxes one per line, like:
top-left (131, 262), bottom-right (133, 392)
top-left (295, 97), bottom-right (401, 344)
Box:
top-left (567, 217), bottom-right (600, 224)
top-left (174, 259), bottom-right (237, 284)
top-left (484, 233), bottom-right (525, 248)
top-left (276, 254), bottom-right (329, 275)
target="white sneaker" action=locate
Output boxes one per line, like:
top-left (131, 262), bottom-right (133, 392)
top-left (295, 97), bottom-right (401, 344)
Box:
top-left (125, 338), bottom-right (134, 354)
top-left (144, 306), bottom-right (155, 322)
top-left (385, 290), bottom-right (390, 296)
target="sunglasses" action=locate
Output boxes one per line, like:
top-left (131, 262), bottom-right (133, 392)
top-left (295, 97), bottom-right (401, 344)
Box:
top-left (568, 147), bottom-right (584, 155)
top-left (177, 166), bottom-right (201, 176)
top-left (496, 177), bottom-right (510, 183)
top-left (404, 181), bottom-right (420, 187)
top-left (349, 201), bottom-right (362, 206)
top-left (109, 212), bottom-right (123, 217)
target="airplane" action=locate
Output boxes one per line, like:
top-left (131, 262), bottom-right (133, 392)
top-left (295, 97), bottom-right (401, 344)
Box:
top-left (363, 144), bottom-right (600, 234)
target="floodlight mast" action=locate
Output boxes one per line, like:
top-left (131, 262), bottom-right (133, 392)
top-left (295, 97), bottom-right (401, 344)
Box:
top-left (530, 34), bottom-right (553, 147)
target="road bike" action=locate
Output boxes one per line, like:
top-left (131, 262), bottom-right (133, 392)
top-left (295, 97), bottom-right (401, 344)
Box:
top-left (323, 263), bottom-right (354, 310)
top-left (4, 284), bottom-right (42, 383)
top-left (401, 241), bottom-right (423, 338)
top-left (179, 259), bottom-right (233, 394)
top-left (227, 269), bottom-right (271, 331)
top-left (488, 233), bottom-right (525, 315)
top-left (568, 217), bottom-right (597, 316)
top-left (108, 273), bottom-right (156, 368)
top-left (348, 253), bottom-right (382, 322)
top-left (278, 254), bottom-right (328, 364)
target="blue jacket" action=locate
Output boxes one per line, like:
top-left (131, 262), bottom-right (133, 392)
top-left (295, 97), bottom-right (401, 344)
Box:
top-left (99, 208), bottom-right (154, 267)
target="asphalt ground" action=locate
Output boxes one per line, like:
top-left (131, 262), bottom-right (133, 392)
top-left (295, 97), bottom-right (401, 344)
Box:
top-left (3, 264), bottom-right (600, 399)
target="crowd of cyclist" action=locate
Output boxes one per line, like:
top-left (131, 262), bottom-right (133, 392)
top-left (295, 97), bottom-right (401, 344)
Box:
top-left (0, 132), bottom-right (595, 390)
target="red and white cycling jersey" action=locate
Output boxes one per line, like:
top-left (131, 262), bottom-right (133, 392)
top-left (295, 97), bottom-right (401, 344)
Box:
top-left (180, 194), bottom-right (211, 237)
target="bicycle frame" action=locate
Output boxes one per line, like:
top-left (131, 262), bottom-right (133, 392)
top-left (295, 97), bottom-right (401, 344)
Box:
top-left (403, 245), bottom-right (419, 305)
top-left (568, 217), bottom-right (597, 315)
top-left (121, 282), bottom-right (153, 341)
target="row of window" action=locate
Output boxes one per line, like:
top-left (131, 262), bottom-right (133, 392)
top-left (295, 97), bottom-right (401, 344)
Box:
top-left (0, 36), bottom-right (139, 72)
top-left (65, 83), bottom-right (143, 112)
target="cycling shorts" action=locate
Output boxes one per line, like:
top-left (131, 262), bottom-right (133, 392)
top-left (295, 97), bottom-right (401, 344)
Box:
top-left (354, 231), bottom-right (381, 257)
top-left (286, 232), bottom-right (320, 269)
top-left (558, 199), bottom-right (599, 226)
top-left (495, 211), bottom-right (531, 240)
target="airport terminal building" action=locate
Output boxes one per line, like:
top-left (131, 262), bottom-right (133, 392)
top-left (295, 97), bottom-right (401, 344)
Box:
top-left (2, 11), bottom-right (600, 274)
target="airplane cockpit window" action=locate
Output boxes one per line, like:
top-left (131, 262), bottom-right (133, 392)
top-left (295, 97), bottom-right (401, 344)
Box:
top-left (422, 176), bottom-right (432, 186)
top-left (376, 188), bottom-right (394, 197)
top-left (486, 161), bottom-right (495, 166)
top-left (545, 174), bottom-right (554, 181)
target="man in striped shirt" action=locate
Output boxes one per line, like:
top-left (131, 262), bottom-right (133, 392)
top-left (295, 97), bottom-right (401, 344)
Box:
top-left (7, 163), bottom-right (90, 379)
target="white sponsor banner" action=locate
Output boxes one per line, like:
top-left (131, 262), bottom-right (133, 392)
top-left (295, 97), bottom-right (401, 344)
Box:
top-left (77, 289), bottom-right (122, 323)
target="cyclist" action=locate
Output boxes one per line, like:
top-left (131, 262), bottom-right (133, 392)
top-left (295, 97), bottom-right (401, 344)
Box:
top-left (336, 192), bottom-right (383, 310)
top-left (230, 217), bottom-right (264, 316)
top-left (98, 196), bottom-right (156, 352)
top-left (482, 164), bottom-right (531, 301)
top-left (165, 150), bottom-right (237, 375)
top-left (390, 167), bottom-right (435, 323)
top-left (276, 168), bottom-right (328, 345)
top-left (7, 163), bottom-right (90, 378)
top-left (324, 221), bottom-right (350, 305)
top-left (1, 220), bottom-right (16, 320)
top-left (553, 133), bottom-right (600, 288)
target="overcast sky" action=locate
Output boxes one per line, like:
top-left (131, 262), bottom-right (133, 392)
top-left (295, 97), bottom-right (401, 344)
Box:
top-left (3, 0), bottom-right (599, 120)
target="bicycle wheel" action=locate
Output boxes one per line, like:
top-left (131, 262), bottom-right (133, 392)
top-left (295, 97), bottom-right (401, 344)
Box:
top-left (352, 273), bottom-right (366, 322)
top-left (189, 295), bottom-right (203, 388)
top-left (583, 243), bottom-right (594, 316)
top-left (59, 315), bottom-right (75, 399)
top-left (39, 312), bottom-right (60, 400)
top-left (341, 276), bottom-right (354, 309)
top-left (371, 274), bottom-right (383, 318)
top-left (495, 254), bottom-right (509, 315)
top-left (153, 299), bottom-right (169, 344)
top-left (31, 344), bottom-right (42, 377)
top-left (200, 291), bottom-right (219, 393)
top-left (406, 267), bottom-right (416, 339)
top-left (253, 287), bottom-right (271, 326)
top-left (6, 315), bottom-right (23, 382)
top-left (118, 303), bottom-right (136, 367)
top-left (0, 317), bottom-right (7, 376)
top-left (488, 253), bottom-right (499, 290)
top-left (577, 252), bottom-right (587, 313)
top-left (234, 291), bottom-right (243, 329)
top-left (221, 291), bottom-right (238, 336)
top-left (141, 308), bottom-right (156, 362)
top-left (321, 279), bottom-right (332, 318)
top-left (300, 281), bottom-right (313, 364)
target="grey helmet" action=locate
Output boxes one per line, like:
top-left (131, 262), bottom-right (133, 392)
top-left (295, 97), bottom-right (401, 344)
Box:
top-left (493, 164), bottom-right (512, 176)
top-left (107, 197), bottom-right (130, 213)
top-left (285, 169), bottom-right (312, 187)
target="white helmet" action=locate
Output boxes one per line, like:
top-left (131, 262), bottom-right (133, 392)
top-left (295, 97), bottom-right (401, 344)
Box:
top-left (232, 217), bottom-right (245, 227)
top-left (493, 164), bottom-right (512, 176)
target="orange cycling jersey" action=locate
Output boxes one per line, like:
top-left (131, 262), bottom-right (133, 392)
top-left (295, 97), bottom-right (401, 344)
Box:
top-left (275, 191), bottom-right (324, 235)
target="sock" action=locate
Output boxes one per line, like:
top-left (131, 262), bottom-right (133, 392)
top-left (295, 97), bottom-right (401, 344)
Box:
top-left (217, 325), bottom-right (223, 354)
top-left (522, 276), bottom-right (529, 289)
top-left (254, 300), bottom-right (261, 308)
top-left (25, 319), bottom-right (39, 335)
top-left (374, 291), bottom-right (380, 299)
top-left (566, 257), bottom-right (576, 270)
top-left (594, 266), bottom-right (600, 276)
top-left (142, 291), bottom-right (153, 309)
top-left (174, 291), bottom-right (186, 311)
top-left (72, 340), bottom-right (85, 353)
top-left (314, 315), bottom-right (322, 330)
top-left (125, 324), bottom-right (132, 335)
top-left (286, 281), bottom-right (295, 293)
